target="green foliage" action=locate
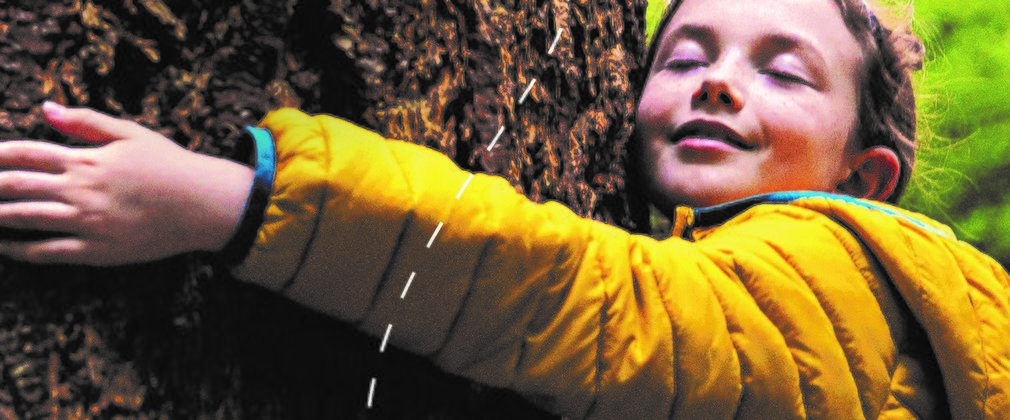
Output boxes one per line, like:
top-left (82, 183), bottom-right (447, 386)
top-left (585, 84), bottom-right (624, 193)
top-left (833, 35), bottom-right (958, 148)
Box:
top-left (645, 0), bottom-right (669, 45)
top-left (904, 0), bottom-right (1010, 266)
top-left (643, 0), bottom-right (1010, 267)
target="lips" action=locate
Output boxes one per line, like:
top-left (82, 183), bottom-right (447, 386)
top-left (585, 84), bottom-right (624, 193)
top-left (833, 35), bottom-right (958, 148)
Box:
top-left (670, 120), bottom-right (755, 151)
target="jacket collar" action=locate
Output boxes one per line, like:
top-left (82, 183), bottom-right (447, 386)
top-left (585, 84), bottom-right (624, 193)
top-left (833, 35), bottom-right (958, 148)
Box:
top-left (671, 191), bottom-right (952, 239)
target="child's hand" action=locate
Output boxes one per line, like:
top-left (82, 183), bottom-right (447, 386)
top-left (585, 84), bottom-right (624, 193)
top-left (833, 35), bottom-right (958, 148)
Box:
top-left (0, 102), bottom-right (254, 266)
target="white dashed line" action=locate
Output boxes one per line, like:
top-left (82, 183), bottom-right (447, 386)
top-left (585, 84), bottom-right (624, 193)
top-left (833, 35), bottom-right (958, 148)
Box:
top-left (486, 126), bottom-right (506, 151)
top-left (426, 222), bottom-right (444, 249)
top-left (380, 324), bottom-right (393, 353)
top-left (519, 78), bottom-right (537, 104)
top-left (457, 174), bottom-right (475, 199)
top-left (548, 29), bottom-right (563, 55)
top-left (367, 377), bottom-right (377, 408)
top-left (371, 26), bottom-right (564, 412)
top-left (400, 271), bottom-right (416, 299)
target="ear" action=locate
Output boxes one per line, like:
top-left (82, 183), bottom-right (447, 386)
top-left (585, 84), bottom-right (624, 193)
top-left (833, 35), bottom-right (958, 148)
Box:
top-left (834, 146), bottom-right (900, 201)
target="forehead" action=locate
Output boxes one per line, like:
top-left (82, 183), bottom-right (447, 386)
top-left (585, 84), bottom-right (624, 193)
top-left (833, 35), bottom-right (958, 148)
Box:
top-left (661, 0), bottom-right (864, 69)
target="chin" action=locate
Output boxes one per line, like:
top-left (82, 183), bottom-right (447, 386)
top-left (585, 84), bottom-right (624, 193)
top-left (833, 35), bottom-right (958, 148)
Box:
top-left (650, 180), bottom-right (755, 211)
top-left (647, 184), bottom-right (716, 213)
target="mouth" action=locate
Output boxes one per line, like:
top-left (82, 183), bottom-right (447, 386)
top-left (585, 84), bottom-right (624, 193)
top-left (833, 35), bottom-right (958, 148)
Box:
top-left (670, 120), bottom-right (755, 151)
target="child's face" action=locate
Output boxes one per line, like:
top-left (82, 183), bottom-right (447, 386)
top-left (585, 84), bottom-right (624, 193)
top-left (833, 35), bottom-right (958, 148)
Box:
top-left (635, 0), bottom-right (866, 210)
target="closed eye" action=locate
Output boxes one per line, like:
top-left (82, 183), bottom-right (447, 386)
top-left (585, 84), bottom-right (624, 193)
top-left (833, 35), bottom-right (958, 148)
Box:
top-left (760, 69), bottom-right (810, 86)
top-left (666, 59), bottom-right (708, 72)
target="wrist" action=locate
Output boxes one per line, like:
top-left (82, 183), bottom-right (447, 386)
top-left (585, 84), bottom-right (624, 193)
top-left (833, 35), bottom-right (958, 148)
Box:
top-left (213, 126), bottom-right (276, 263)
top-left (192, 156), bottom-right (254, 253)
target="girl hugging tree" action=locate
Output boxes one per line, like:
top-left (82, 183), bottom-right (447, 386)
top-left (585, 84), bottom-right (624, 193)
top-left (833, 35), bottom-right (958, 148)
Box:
top-left (1, 0), bottom-right (1008, 418)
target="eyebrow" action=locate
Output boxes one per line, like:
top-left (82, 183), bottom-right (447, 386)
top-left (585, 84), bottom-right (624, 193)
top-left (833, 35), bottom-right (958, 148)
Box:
top-left (662, 23), bottom-right (718, 49)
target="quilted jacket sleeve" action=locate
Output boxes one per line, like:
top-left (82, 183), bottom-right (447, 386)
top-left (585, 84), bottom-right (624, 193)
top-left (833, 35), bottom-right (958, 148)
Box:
top-left (229, 109), bottom-right (953, 419)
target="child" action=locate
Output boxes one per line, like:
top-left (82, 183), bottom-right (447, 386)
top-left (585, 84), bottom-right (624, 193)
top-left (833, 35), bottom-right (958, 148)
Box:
top-left (1, 0), bottom-right (1008, 418)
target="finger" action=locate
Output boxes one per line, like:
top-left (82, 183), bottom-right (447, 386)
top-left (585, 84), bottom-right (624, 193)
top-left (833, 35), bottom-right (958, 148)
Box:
top-left (0, 141), bottom-right (71, 173)
top-left (42, 101), bottom-right (150, 144)
top-left (0, 171), bottom-right (66, 202)
top-left (0, 237), bottom-right (90, 265)
top-left (0, 201), bottom-right (79, 233)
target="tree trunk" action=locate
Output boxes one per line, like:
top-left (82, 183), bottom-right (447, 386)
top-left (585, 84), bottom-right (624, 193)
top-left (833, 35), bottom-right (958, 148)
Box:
top-left (0, 0), bottom-right (649, 417)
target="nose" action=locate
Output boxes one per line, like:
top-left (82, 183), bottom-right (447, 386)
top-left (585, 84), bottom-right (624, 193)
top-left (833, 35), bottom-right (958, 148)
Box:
top-left (692, 80), bottom-right (744, 112)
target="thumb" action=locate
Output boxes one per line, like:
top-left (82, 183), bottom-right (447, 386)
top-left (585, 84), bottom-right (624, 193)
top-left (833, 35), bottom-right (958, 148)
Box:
top-left (42, 101), bottom-right (149, 144)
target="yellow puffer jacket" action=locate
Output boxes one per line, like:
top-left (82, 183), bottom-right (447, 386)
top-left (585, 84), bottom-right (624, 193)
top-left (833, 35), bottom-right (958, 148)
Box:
top-left (232, 109), bottom-right (1010, 419)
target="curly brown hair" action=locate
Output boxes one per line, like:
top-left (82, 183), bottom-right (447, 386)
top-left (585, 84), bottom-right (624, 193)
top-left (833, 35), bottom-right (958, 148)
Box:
top-left (640, 0), bottom-right (924, 204)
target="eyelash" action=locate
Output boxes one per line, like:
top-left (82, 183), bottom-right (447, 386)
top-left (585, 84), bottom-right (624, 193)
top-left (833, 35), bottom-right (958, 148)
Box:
top-left (665, 59), bottom-right (708, 71)
top-left (760, 70), bottom-right (808, 85)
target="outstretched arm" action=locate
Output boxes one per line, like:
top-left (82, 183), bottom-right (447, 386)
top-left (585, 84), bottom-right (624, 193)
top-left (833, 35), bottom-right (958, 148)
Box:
top-left (0, 102), bottom-right (253, 265)
top-left (0, 103), bottom-right (686, 417)
top-left (0, 103), bottom-right (688, 417)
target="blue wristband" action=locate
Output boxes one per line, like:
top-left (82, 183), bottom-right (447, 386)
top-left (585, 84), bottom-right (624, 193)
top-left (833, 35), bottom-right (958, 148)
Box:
top-left (218, 126), bottom-right (276, 265)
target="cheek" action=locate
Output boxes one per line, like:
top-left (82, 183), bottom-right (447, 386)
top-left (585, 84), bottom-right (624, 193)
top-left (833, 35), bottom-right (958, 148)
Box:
top-left (637, 82), bottom-right (668, 123)
top-left (637, 76), bottom-right (694, 121)
top-left (760, 104), bottom-right (854, 175)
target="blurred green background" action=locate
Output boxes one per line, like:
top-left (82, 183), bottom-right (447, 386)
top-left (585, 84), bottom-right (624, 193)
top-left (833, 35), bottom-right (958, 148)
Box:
top-left (645, 0), bottom-right (1010, 269)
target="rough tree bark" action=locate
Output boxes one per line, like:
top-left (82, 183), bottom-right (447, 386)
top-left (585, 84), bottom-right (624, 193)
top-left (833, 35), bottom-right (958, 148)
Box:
top-left (0, 0), bottom-right (649, 417)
